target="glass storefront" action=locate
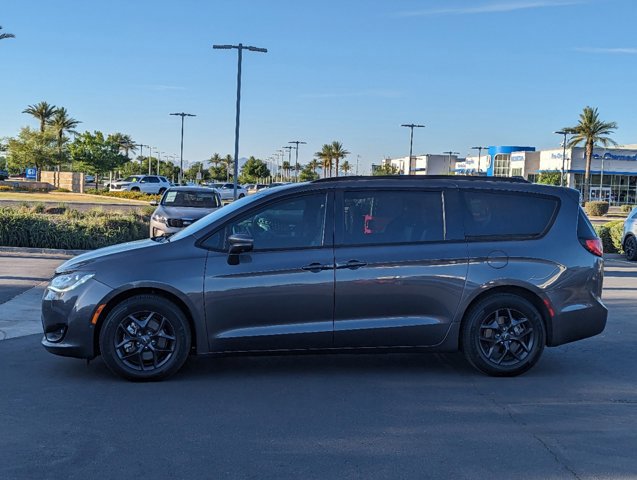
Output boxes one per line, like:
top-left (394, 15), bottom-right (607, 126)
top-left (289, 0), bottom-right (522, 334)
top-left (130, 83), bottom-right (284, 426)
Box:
top-left (493, 154), bottom-right (510, 177)
top-left (573, 173), bottom-right (637, 205)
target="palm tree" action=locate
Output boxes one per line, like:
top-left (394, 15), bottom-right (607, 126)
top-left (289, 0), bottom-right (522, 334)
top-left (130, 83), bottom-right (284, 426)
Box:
top-left (566, 106), bottom-right (617, 203)
top-left (48, 107), bottom-right (81, 165)
top-left (23, 101), bottom-right (57, 132)
top-left (282, 161), bottom-right (291, 181)
top-left (340, 160), bottom-right (351, 176)
top-left (307, 158), bottom-right (321, 175)
top-left (208, 153), bottom-right (222, 167)
top-left (117, 134), bottom-right (137, 158)
top-left (0, 26), bottom-right (15, 41)
top-left (223, 154), bottom-right (234, 181)
top-left (315, 144), bottom-right (333, 178)
top-left (330, 141), bottom-right (350, 177)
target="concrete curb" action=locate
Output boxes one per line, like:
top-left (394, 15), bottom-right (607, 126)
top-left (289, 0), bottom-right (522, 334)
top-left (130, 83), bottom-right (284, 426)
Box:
top-left (0, 246), bottom-right (87, 256)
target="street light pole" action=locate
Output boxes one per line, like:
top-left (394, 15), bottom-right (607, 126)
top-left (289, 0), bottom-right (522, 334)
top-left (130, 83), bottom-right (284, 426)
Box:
top-left (213, 43), bottom-right (267, 200)
top-left (471, 146), bottom-right (488, 175)
top-left (282, 146), bottom-right (293, 181)
top-left (170, 112), bottom-right (196, 185)
top-left (356, 154), bottom-right (360, 176)
top-left (554, 130), bottom-right (569, 187)
top-left (276, 149), bottom-right (284, 181)
top-left (288, 140), bottom-right (307, 182)
top-left (135, 144), bottom-right (149, 174)
top-left (401, 124), bottom-right (425, 175)
top-left (148, 146), bottom-right (154, 175)
top-left (443, 151), bottom-right (459, 175)
top-left (157, 152), bottom-right (164, 176)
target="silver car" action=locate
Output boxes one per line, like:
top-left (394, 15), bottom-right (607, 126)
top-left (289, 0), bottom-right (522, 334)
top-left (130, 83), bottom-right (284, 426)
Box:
top-left (622, 207), bottom-right (637, 260)
top-left (207, 182), bottom-right (247, 201)
top-left (150, 187), bottom-right (222, 237)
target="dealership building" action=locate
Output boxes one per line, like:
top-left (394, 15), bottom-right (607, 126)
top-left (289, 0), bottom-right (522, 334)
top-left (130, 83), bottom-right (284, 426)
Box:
top-left (453, 144), bottom-right (637, 205)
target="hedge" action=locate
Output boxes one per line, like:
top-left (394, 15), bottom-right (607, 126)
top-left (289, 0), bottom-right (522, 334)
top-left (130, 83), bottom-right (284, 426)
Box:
top-left (621, 204), bottom-right (635, 214)
top-left (0, 207), bottom-right (149, 250)
top-left (85, 189), bottom-right (161, 202)
top-left (585, 201), bottom-right (609, 216)
top-left (593, 220), bottom-right (624, 254)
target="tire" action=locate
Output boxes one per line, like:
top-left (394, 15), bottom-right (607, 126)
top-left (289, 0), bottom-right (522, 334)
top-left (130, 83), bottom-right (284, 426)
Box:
top-left (625, 235), bottom-right (637, 261)
top-left (99, 295), bottom-right (191, 381)
top-left (462, 293), bottom-right (545, 377)
top-left (158, 188), bottom-right (166, 195)
top-left (238, 193), bottom-right (245, 199)
top-left (131, 187), bottom-right (140, 192)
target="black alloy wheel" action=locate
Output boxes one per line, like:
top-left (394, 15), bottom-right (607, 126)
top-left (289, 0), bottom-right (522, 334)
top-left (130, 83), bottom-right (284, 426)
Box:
top-left (462, 293), bottom-right (545, 377)
top-left (99, 295), bottom-right (191, 381)
top-left (625, 235), bottom-right (637, 261)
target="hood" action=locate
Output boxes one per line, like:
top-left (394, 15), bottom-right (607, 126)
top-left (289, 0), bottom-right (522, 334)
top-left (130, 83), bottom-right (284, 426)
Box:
top-left (56, 238), bottom-right (159, 274)
top-left (157, 205), bottom-right (220, 219)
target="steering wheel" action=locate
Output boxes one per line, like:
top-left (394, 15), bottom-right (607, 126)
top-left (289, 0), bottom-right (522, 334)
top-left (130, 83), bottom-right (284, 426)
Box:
top-left (251, 215), bottom-right (275, 239)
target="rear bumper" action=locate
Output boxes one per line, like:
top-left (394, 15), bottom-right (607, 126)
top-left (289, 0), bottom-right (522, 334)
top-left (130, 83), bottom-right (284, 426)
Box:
top-left (548, 296), bottom-right (608, 346)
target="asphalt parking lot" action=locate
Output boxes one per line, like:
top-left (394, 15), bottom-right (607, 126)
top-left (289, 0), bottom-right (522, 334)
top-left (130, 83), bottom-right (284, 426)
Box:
top-left (0, 253), bottom-right (636, 479)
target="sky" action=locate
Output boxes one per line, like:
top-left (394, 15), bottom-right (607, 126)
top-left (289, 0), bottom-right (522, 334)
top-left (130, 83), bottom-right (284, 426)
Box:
top-left (1, 0), bottom-right (636, 173)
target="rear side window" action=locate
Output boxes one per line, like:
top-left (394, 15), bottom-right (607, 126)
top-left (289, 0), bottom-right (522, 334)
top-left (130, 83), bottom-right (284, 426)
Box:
top-left (461, 190), bottom-right (558, 240)
top-left (342, 190), bottom-right (444, 245)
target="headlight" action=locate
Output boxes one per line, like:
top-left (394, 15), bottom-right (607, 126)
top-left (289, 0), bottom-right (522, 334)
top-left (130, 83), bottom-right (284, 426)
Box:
top-left (152, 214), bottom-right (168, 225)
top-left (48, 272), bottom-right (95, 293)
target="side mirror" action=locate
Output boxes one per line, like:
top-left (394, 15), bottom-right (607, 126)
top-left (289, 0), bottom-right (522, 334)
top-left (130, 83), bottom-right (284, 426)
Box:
top-left (150, 200), bottom-right (158, 206)
top-left (228, 233), bottom-right (254, 255)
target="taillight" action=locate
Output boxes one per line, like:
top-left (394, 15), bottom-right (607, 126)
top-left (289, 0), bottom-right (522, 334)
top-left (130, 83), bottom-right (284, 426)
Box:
top-left (581, 238), bottom-right (603, 257)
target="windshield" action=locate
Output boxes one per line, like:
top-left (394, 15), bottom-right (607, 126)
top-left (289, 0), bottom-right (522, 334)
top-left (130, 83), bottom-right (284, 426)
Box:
top-left (161, 190), bottom-right (221, 208)
top-left (123, 176), bottom-right (142, 182)
top-left (169, 183), bottom-right (299, 242)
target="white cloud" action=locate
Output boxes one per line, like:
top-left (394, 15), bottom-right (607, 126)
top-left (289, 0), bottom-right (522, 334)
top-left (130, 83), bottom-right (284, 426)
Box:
top-left (396, 1), bottom-right (584, 17)
top-left (575, 47), bottom-right (637, 54)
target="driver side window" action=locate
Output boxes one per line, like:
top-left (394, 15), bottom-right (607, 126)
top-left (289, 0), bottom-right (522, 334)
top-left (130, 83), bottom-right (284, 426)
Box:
top-left (223, 193), bottom-right (328, 251)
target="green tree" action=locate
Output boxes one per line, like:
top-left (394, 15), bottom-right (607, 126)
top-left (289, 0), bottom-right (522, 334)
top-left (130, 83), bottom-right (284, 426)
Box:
top-left (0, 26), bottom-right (15, 41)
top-left (69, 131), bottom-right (128, 188)
top-left (307, 158), bottom-right (321, 175)
top-left (536, 171), bottom-right (562, 185)
top-left (208, 165), bottom-right (227, 181)
top-left (240, 156), bottom-right (271, 184)
top-left (340, 160), bottom-right (351, 176)
top-left (48, 107), bottom-right (81, 166)
top-left (330, 141), bottom-right (350, 177)
top-left (299, 163), bottom-right (319, 182)
top-left (184, 162), bottom-right (210, 183)
top-left (23, 101), bottom-right (57, 133)
top-left (566, 106), bottom-right (617, 203)
top-left (6, 127), bottom-right (57, 177)
top-left (373, 163), bottom-right (401, 176)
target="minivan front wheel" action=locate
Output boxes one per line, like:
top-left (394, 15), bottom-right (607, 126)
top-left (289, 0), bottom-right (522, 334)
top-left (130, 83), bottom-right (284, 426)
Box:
top-left (462, 293), bottom-right (545, 377)
top-left (99, 295), bottom-right (191, 381)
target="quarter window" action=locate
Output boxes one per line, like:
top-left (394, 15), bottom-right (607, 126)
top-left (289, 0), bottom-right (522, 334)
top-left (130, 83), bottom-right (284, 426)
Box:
top-left (461, 191), bottom-right (558, 239)
top-left (342, 190), bottom-right (444, 245)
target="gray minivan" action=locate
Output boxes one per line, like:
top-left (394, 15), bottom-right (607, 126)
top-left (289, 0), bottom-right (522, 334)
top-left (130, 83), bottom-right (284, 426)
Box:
top-left (41, 176), bottom-right (607, 381)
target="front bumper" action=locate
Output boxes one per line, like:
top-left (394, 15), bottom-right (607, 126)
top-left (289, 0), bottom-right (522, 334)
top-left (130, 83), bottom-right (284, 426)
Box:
top-left (41, 278), bottom-right (114, 359)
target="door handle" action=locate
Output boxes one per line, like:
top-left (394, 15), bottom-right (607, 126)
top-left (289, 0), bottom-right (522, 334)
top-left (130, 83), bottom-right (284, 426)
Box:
top-left (336, 260), bottom-right (367, 270)
top-left (301, 262), bottom-right (333, 272)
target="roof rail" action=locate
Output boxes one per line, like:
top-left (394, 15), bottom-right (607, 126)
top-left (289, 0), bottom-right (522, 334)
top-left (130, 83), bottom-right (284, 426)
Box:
top-left (312, 175), bottom-right (529, 184)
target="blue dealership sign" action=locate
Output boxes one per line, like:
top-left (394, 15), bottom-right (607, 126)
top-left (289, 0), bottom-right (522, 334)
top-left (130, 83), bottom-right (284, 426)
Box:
top-left (26, 168), bottom-right (37, 179)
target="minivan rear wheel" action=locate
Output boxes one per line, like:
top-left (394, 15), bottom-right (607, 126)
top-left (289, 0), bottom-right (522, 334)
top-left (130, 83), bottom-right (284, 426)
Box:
top-left (462, 293), bottom-right (545, 377)
top-left (624, 235), bottom-right (637, 261)
top-left (99, 295), bottom-right (191, 381)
